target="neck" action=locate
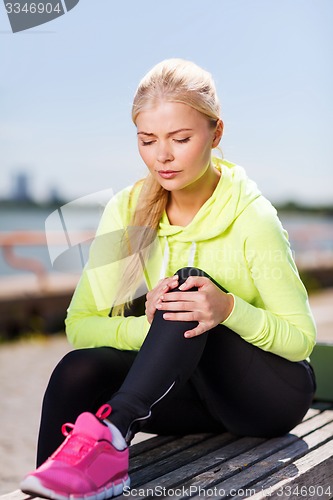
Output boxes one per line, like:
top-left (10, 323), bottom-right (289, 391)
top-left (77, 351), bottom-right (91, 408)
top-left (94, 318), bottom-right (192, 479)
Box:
top-left (167, 166), bottom-right (220, 225)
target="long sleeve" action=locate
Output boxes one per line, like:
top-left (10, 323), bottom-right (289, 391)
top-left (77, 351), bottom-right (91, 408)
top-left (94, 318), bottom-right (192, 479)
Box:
top-left (65, 271), bottom-right (150, 350)
top-left (65, 186), bottom-right (150, 351)
top-left (222, 204), bottom-right (316, 362)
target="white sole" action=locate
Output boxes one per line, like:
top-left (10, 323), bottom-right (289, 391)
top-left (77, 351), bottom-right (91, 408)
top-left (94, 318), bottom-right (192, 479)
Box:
top-left (20, 474), bottom-right (131, 500)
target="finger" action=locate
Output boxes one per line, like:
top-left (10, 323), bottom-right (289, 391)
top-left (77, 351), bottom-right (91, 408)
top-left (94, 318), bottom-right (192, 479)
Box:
top-left (151, 280), bottom-right (173, 301)
top-left (145, 304), bottom-right (153, 324)
top-left (161, 276), bottom-right (179, 292)
top-left (178, 276), bottom-right (209, 291)
top-left (157, 275), bottom-right (178, 290)
top-left (157, 300), bottom-right (196, 312)
top-left (162, 311), bottom-right (198, 322)
top-left (147, 276), bottom-right (180, 315)
top-left (184, 324), bottom-right (207, 338)
top-left (160, 291), bottom-right (199, 302)
top-left (168, 276), bottom-right (179, 288)
top-left (155, 282), bottom-right (179, 306)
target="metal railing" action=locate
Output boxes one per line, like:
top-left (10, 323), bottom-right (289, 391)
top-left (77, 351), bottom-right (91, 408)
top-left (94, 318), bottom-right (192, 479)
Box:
top-left (0, 230), bottom-right (95, 290)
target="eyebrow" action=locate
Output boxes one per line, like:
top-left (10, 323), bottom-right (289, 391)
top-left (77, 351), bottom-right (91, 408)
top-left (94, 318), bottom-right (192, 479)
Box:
top-left (137, 128), bottom-right (193, 137)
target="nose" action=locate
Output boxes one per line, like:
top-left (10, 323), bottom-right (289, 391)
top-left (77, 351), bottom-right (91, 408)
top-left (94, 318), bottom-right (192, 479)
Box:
top-left (157, 142), bottom-right (174, 163)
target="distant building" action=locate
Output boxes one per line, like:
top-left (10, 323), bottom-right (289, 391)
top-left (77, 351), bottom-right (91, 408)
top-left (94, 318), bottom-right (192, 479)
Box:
top-left (11, 171), bottom-right (33, 202)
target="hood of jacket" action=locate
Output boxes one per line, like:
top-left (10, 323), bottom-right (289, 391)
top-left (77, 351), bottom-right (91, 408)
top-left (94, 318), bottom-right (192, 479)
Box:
top-left (158, 157), bottom-right (262, 242)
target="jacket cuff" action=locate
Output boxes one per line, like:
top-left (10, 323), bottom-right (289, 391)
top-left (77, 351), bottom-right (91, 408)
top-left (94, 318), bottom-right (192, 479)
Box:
top-left (221, 293), bottom-right (265, 340)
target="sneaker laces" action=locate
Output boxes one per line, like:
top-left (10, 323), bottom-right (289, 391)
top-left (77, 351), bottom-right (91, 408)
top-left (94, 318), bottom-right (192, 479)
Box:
top-left (51, 430), bottom-right (95, 466)
top-left (96, 404), bottom-right (112, 420)
top-left (50, 405), bottom-right (112, 466)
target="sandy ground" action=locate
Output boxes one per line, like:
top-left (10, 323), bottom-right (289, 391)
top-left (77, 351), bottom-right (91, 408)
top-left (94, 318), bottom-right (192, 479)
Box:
top-left (0, 289), bottom-right (332, 495)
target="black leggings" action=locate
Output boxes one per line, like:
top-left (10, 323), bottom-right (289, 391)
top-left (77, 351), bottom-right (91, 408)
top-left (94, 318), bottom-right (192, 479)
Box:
top-left (37, 267), bottom-right (316, 466)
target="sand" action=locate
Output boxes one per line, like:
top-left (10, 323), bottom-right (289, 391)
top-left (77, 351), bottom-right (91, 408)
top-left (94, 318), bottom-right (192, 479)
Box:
top-left (0, 336), bottom-right (71, 494)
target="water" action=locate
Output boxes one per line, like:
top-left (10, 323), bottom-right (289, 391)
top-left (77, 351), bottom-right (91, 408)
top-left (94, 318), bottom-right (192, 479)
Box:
top-left (0, 206), bottom-right (333, 276)
top-left (279, 213), bottom-right (333, 269)
top-left (0, 205), bottom-right (104, 276)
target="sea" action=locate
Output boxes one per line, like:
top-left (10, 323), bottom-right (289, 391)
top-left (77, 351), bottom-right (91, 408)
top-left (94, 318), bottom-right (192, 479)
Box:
top-left (0, 205), bottom-right (333, 277)
top-left (0, 205), bottom-right (102, 277)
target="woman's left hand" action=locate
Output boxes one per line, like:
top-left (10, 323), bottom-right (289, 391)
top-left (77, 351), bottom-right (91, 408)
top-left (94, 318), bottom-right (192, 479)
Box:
top-left (156, 276), bottom-right (234, 338)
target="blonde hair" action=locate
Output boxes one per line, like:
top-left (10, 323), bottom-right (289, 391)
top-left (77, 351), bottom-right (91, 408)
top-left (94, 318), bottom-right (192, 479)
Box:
top-left (112, 59), bottom-right (221, 315)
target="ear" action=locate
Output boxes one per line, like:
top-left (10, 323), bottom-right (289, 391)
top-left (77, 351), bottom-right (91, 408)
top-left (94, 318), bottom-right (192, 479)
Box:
top-left (212, 119), bottom-right (224, 148)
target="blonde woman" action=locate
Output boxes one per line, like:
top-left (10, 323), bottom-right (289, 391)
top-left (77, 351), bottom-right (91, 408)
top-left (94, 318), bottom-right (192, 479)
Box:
top-left (21, 59), bottom-right (316, 500)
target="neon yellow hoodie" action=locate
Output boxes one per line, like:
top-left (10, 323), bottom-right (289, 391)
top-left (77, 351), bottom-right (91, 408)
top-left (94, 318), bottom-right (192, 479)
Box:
top-left (65, 159), bottom-right (316, 362)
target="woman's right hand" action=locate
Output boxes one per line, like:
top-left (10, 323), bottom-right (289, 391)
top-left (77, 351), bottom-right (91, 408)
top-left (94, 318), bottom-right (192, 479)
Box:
top-left (145, 275), bottom-right (179, 323)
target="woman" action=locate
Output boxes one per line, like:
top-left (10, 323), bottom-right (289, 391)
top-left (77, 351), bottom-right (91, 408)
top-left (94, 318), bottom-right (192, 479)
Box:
top-left (20, 59), bottom-right (316, 500)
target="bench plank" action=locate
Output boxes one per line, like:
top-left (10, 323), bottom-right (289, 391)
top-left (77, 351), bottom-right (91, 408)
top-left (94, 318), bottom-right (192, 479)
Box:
top-left (192, 421), bottom-right (333, 499)
top-left (129, 433), bottom-right (242, 487)
top-left (130, 433), bottom-right (223, 472)
top-left (240, 440), bottom-right (333, 499)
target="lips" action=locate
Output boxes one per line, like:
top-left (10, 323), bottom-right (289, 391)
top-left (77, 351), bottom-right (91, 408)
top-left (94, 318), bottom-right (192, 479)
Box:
top-left (158, 170), bottom-right (180, 179)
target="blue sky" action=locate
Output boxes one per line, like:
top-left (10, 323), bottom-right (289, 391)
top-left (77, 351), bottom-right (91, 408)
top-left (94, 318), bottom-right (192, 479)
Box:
top-left (0, 0), bottom-right (332, 205)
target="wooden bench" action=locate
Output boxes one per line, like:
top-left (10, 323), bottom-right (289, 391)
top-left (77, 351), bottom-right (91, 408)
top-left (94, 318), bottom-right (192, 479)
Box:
top-left (122, 402), bottom-right (333, 499)
top-left (2, 344), bottom-right (333, 500)
top-left (1, 402), bottom-right (332, 500)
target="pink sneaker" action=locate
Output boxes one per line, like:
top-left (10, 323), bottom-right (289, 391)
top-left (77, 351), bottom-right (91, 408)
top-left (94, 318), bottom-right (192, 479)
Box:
top-left (20, 405), bottom-right (130, 500)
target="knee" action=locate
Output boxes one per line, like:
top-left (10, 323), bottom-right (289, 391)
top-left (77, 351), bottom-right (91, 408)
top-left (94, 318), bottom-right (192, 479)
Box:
top-left (175, 267), bottom-right (209, 285)
top-left (174, 267), bottom-right (227, 293)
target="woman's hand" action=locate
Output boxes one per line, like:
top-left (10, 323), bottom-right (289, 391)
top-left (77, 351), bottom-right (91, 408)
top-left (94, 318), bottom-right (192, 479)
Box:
top-left (156, 276), bottom-right (234, 338)
top-left (145, 275), bottom-right (179, 324)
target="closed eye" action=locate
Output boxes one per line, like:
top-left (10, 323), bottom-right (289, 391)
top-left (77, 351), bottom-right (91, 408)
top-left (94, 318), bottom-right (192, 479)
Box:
top-left (140, 137), bottom-right (190, 146)
top-left (174, 137), bottom-right (190, 144)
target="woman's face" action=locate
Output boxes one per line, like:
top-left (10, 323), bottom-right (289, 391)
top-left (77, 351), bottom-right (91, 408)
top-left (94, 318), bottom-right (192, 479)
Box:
top-left (136, 102), bottom-right (222, 193)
